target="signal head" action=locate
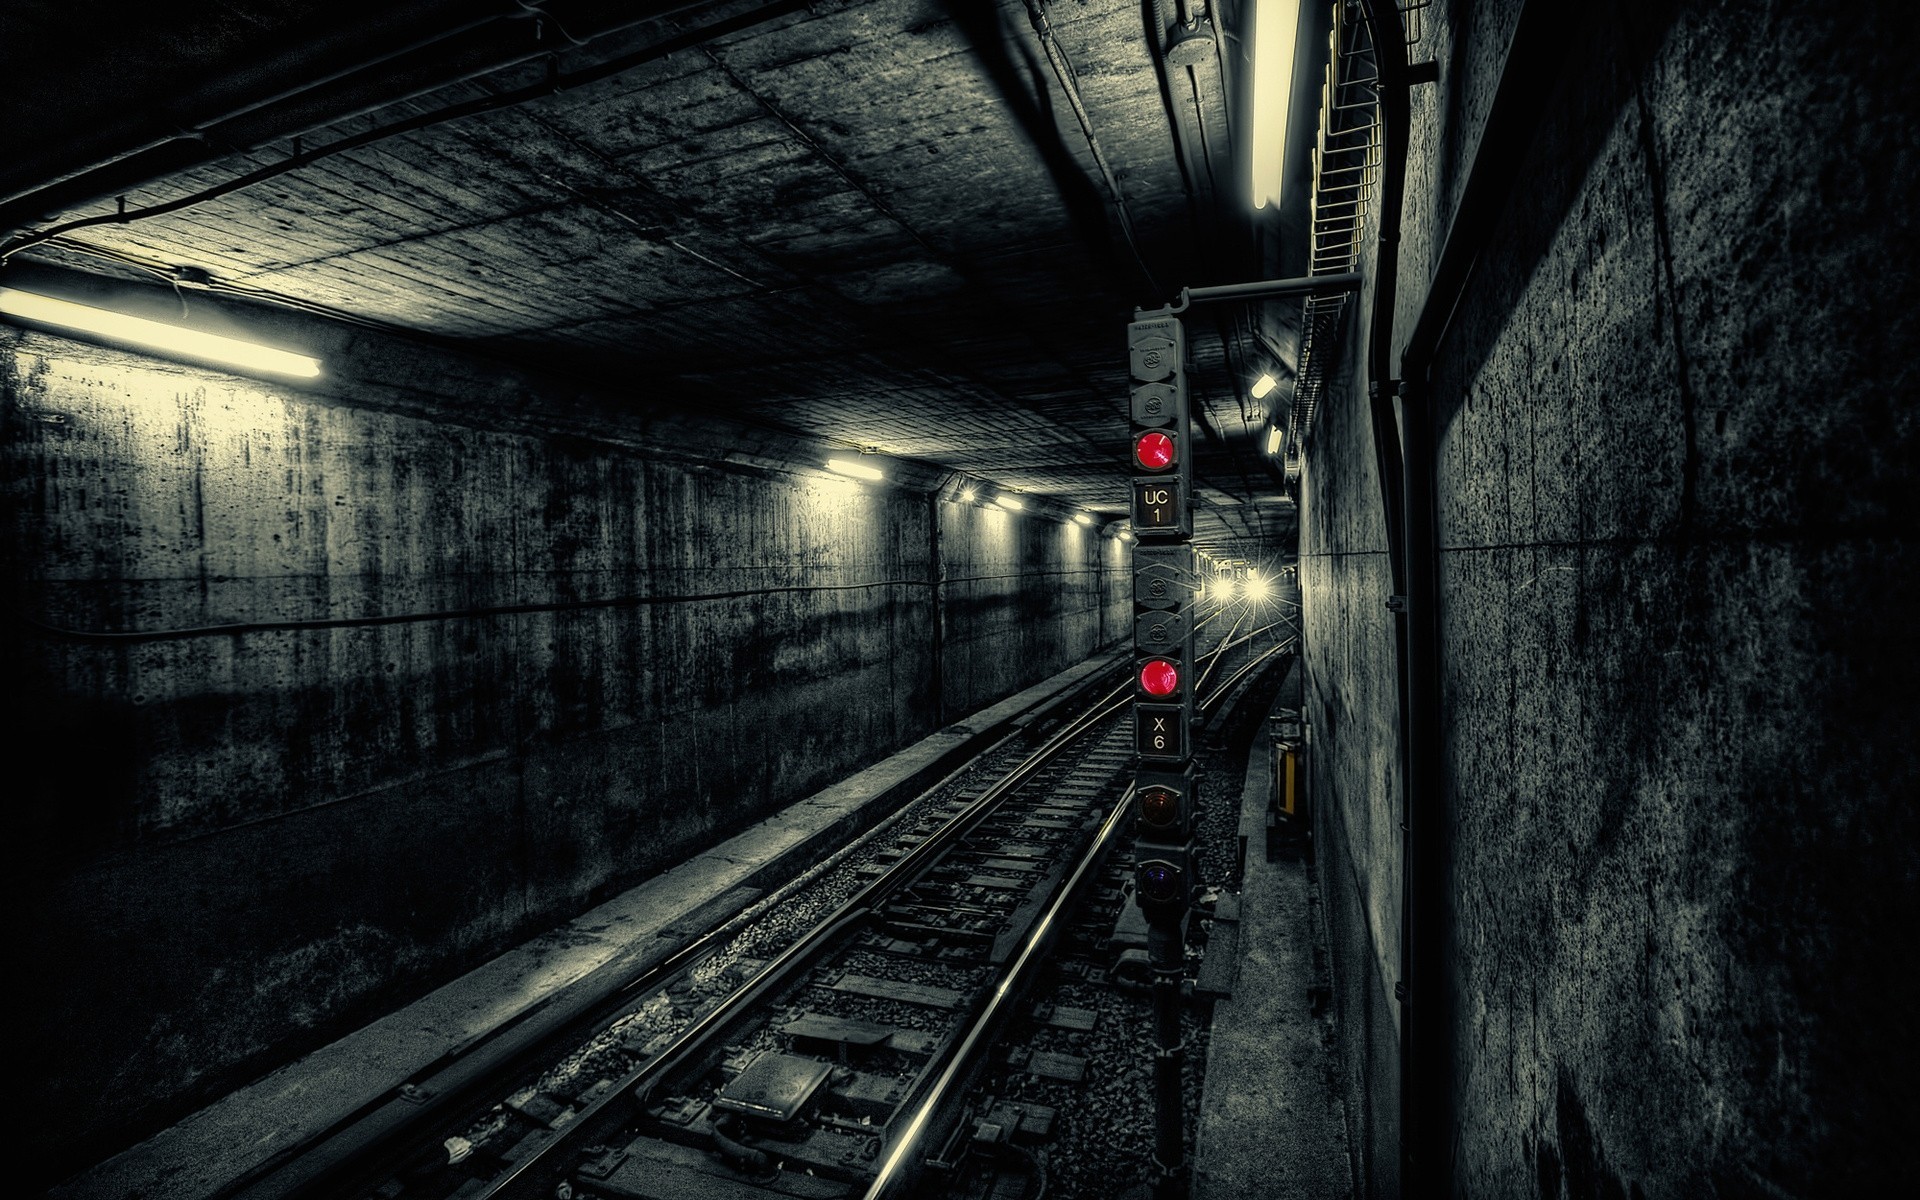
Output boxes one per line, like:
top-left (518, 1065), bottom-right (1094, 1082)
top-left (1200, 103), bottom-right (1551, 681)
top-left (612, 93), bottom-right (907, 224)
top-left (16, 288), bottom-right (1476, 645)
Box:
top-left (1139, 658), bottom-right (1180, 697)
top-left (1134, 430), bottom-right (1177, 471)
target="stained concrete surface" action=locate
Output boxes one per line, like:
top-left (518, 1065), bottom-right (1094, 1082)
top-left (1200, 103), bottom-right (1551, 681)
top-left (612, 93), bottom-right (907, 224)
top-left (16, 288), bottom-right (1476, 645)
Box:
top-left (2, 325), bottom-right (1125, 1183)
top-left (1300, 1), bottom-right (1918, 1194)
top-left (1193, 688), bottom-right (1352, 1200)
top-left (48, 650), bottom-right (1121, 1200)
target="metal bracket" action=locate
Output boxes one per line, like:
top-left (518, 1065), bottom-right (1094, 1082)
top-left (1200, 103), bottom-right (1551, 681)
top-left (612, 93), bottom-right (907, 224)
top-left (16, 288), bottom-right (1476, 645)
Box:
top-left (1386, 594), bottom-right (1408, 613)
top-left (1167, 271), bottom-right (1364, 314)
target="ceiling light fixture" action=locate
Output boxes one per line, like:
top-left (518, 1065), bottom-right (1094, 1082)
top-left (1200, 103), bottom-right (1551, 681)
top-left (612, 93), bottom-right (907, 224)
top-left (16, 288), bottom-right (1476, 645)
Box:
top-left (961, 486), bottom-right (978, 503)
top-left (826, 457), bottom-right (884, 482)
top-left (1251, 372), bottom-right (1278, 399)
top-left (1072, 513), bottom-right (1093, 526)
top-left (995, 495), bottom-right (1025, 511)
top-left (1250, 0), bottom-right (1302, 211)
top-left (0, 287), bottom-right (322, 379)
top-left (1266, 426), bottom-right (1284, 456)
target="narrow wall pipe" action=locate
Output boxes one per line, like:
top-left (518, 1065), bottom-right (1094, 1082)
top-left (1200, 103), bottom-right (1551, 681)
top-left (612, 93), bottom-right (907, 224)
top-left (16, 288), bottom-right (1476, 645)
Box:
top-left (1350, 4), bottom-right (1435, 1197)
top-left (1356, 1), bottom-right (1581, 1193)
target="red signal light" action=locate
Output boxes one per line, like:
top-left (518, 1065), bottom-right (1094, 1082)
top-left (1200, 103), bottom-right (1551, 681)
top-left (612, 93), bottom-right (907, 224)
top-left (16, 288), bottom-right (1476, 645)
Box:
top-left (1134, 430), bottom-right (1175, 471)
top-left (1139, 786), bottom-right (1178, 827)
top-left (1139, 658), bottom-right (1180, 696)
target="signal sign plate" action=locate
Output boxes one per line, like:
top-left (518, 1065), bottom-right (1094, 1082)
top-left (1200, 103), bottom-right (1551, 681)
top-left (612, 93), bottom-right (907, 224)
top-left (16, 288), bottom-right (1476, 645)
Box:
top-left (1133, 479), bottom-right (1185, 532)
top-left (1135, 703), bottom-right (1188, 760)
top-left (1134, 608), bottom-right (1190, 654)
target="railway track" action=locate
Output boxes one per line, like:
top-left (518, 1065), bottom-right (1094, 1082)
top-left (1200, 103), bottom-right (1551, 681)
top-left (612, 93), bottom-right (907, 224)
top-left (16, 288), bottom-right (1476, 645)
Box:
top-left (230, 618), bottom-right (1294, 1200)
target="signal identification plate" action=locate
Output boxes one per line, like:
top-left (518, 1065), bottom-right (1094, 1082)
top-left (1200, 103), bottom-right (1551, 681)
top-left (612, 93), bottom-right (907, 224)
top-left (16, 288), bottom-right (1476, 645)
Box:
top-left (1135, 704), bottom-right (1188, 760)
top-left (1133, 479), bottom-right (1185, 532)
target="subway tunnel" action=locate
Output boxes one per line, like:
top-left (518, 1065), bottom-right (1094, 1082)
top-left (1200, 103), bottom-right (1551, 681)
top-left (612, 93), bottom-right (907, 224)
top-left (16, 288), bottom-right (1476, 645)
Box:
top-left (2, 2), bottom-right (1914, 1198)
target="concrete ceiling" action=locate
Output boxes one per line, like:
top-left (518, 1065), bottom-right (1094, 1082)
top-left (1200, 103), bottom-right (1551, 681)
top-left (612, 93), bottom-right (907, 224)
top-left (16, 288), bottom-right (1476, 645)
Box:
top-left (0, 0), bottom-right (1300, 546)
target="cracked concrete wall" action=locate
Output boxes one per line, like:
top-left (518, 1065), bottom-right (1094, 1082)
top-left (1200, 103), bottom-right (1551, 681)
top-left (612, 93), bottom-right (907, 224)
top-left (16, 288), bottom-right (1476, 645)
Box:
top-left (1302, 1), bottom-right (1917, 1195)
top-left (2, 328), bottom-right (1111, 1181)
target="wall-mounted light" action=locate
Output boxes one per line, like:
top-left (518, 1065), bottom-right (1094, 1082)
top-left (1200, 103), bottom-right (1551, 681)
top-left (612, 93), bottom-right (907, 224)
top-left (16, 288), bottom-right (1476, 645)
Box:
top-left (1266, 426), bottom-right (1283, 456)
top-left (961, 486), bottom-right (978, 503)
top-left (1250, 0), bottom-right (1302, 211)
top-left (1250, 372), bottom-right (1278, 400)
top-left (995, 495), bottom-right (1025, 512)
top-left (1072, 513), bottom-right (1093, 526)
top-left (0, 286), bottom-right (322, 379)
top-left (826, 457), bottom-right (884, 482)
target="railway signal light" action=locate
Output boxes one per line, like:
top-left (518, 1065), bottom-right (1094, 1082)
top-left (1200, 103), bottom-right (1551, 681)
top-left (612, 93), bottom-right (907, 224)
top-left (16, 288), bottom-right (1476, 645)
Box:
top-left (1135, 850), bottom-right (1190, 919)
top-left (1134, 429), bottom-right (1178, 471)
top-left (1135, 764), bottom-right (1197, 842)
top-left (1138, 657), bottom-right (1181, 697)
top-left (1128, 316), bottom-right (1191, 539)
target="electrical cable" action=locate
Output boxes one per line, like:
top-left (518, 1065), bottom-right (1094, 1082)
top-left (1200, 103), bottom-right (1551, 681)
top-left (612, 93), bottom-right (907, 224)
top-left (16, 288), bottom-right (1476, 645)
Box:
top-left (1020, 0), bottom-right (1161, 296)
top-left (0, 0), bottom-right (814, 262)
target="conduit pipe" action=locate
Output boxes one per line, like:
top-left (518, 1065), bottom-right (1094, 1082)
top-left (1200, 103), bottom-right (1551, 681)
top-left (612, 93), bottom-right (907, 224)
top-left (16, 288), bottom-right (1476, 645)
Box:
top-left (1354, 1), bottom-right (1581, 1193)
top-left (1, 0), bottom-right (810, 245)
top-left (1347, 5), bottom-right (1433, 1196)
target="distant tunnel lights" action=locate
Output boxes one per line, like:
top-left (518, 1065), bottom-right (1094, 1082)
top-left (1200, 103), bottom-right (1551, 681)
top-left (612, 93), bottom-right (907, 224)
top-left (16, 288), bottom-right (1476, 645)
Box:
top-left (1251, 373), bottom-right (1278, 400)
top-left (1250, 0), bottom-right (1302, 211)
top-left (826, 457), bottom-right (884, 482)
top-left (0, 287), bottom-right (322, 379)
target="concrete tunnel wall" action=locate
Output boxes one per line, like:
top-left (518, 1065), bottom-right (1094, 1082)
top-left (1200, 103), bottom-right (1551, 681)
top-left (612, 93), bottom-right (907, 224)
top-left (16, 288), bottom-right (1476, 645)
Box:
top-left (1299, 1), bottom-right (1916, 1197)
top-left (0, 326), bottom-right (1126, 1173)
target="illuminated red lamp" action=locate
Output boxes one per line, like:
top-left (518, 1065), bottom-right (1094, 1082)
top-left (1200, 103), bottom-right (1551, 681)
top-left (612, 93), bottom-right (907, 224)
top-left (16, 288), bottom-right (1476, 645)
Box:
top-left (1139, 658), bottom-right (1180, 696)
top-left (1134, 430), bottom-right (1175, 471)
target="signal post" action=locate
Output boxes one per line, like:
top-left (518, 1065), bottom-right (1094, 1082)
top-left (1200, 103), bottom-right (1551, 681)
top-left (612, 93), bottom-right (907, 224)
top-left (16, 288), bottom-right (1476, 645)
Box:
top-left (1127, 310), bottom-right (1196, 1200)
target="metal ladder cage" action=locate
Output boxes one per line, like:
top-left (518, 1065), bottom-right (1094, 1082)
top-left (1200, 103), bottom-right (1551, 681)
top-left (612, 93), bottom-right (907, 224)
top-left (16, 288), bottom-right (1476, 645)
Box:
top-left (1282, 0), bottom-right (1425, 482)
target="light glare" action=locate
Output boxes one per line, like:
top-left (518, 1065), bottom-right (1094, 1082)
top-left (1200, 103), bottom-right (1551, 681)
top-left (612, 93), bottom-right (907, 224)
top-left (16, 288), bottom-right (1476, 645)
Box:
top-left (1251, 373), bottom-right (1278, 400)
top-left (0, 287), bottom-right (322, 379)
top-left (826, 457), bottom-right (884, 482)
top-left (1246, 573), bottom-right (1272, 601)
top-left (1251, 0), bottom-right (1302, 211)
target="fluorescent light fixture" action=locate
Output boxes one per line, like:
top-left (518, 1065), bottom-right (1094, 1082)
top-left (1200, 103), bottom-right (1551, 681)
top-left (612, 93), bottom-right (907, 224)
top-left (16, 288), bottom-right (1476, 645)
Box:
top-left (1072, 513), bottom-right (1093, 526)
top-left (1251, 372), bottom-right (1278, 400)
top-left (995, 495), bottom-right (1025, 511)
top-left (826, 457), bottom-right (884, 482)
top-left (0, 287), bottom-right (322, 379)
top-left (1266, 426), bottom-right (1284, 455)
top-left (1251, 0), bottom-right (1301, 211)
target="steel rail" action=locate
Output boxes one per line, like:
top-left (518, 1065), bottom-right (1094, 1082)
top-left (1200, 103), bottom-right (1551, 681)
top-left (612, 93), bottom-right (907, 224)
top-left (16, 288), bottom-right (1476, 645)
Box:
top-left (862, 782), bottom-right (1136, 1200)
top-left (473, 675), bottom-right (1140, 1198)
top-left (862, 630), bottom-right (1285, 1198)
top-left (234, 662), bottom-right (1133, 1200)
top-left (303, 626), bottom-right (1251, 1199)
